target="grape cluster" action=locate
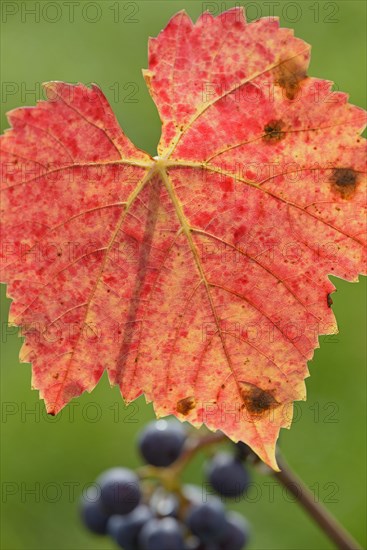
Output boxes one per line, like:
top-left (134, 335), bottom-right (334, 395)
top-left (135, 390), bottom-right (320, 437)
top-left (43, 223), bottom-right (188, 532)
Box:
top-left (80, 419), bottom-right (251, 549)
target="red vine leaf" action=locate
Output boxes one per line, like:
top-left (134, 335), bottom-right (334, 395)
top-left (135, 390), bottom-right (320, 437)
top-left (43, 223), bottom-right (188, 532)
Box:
top-left (1, 8), bottom-right (366, 469)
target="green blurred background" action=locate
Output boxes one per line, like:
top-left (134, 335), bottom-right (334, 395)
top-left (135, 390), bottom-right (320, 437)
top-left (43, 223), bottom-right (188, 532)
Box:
top-left (1, 1), bottom-right (366, 549)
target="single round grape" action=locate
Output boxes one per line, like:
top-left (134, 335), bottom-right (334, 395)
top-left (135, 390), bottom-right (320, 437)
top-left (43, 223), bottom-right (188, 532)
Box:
top-left (185, 500), bottom-right (227, 542)
top-left (184, 536), bottom-right (220, 549)
top-left (184, 536), bottom-right (202, 550)
top-left (96, 467), bottom-right (141, 515)
top-left (108, 504), bottom-right (153, 549)
top-left (182, 484), bottom-right (204, 505)
top-left (138, 419), bottom-right (187, 467)
top-left (218, 511), bottom-right (250, 550)
top-left (206, 452), bottom-right (250, 498)
top-left (79, 494), bottom-right (110, 535)
top-left (139, 517), bottom-right (185, 550)
top-left (150, 487), bottom-right (179, 518)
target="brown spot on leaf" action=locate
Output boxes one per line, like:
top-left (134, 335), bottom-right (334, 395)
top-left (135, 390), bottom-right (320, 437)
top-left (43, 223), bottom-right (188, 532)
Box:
top-left (240, 382), bottom-right (280, 416)
top-left (274, 58), bottom-right (308, 100)
top-left (330, 168), bottom-right (358, 199)
top-left (327, 294), bottom-right (333, 308)
top-left (176, 396), bottom-right (196, 416)
top-left (263, 119), bottom-right (285, 142)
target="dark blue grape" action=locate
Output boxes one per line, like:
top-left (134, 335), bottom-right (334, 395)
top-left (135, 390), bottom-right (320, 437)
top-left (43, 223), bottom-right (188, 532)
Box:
top-left (184, 537), bottom-right (220, 550)
top-left (107, 504), bottom-right (153, 549)
top-left (185, 499), bottom-right (227, 542)
top-left (182, 484), bottom-right (204, 505)
top-left (150, 487), bottom-right (179, 518)
top-left (184, 536), bottom-right (202, 550)
top-left (96, 467), bottom-right (141, 515)
top-left (138, 517), bottom-right (185, 550)
top-left (79, 493), bottom-right (109, 535)
top-left (206, 452), bottom-right (250, 498)
top-left (218, 512), bottom-right (250, 550)
top-left (138, 419), bottom-right (187, 467)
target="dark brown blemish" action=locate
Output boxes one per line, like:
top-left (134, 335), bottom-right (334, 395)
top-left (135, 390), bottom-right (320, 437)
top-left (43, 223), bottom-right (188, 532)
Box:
top-left (330, 168), bottom-right (358, 199)
top-left (176, 396), bottom-right (196, 416)
top-left (327, 294), bottom-right (333, 308)
top-left (240, 382), bottom-right (280, 416)
top-left (333, 168), bottom-right (357, 186)
top-left (263, 119), bottom-right (285, 142)
top-left (274, 58), bottom-right (308, 100)
top-left (221, 384), bottom-right (225, 389)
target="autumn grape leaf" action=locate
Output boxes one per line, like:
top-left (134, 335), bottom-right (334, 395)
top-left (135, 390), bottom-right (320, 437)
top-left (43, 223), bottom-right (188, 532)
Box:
top-left (1, 8), bottom-right (366, 470)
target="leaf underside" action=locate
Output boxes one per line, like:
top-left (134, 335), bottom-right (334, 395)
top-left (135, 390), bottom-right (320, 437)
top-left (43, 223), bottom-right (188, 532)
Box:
top-left (1, 8), bottom-right (366, 469)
